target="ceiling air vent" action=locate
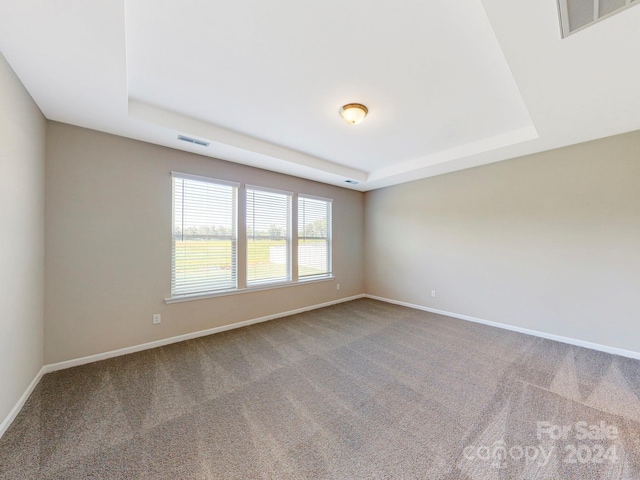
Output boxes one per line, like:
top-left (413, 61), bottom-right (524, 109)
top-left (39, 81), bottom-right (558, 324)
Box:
top-left (344, 179), bottom-right (359, 185)
top-left (558, 0), bottom-right (638, 36)
top-left (177, 135), bottom-right (210, 147)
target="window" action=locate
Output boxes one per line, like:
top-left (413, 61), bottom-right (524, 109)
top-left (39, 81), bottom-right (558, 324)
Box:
top-left (171, 172), bottom-right (238, 296)
top-left (168, 172), bottom-right (333, 302)
top-left (298, 195), bottom-right (332, 279)
top-left (246, 186), bottom-right (292, 285)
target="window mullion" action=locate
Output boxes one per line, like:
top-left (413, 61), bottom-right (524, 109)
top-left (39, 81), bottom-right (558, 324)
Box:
top-left (237, 184), bottom-right (247, 289)
top-left (292, 193), bottom-right (299, 282)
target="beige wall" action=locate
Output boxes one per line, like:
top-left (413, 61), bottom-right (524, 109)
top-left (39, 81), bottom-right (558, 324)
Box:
top-left (0, 53), bottom-right (45, 425)
top-left (365, 130), bottom-right (640, 353)
top-left (45, 122), bottom-right (364, 364)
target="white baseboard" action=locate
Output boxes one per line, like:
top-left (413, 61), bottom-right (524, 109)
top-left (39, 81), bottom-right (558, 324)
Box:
top-left (2, 294), bottom-right (364, 440)
top-left (6, 292), bottom-right (635, 441)
top-left (365, 294), bottom-right (640, 360)
top-left (44, 294), bottom-right (366, 373)
top-left (0, 366), bottom-right (45, 440)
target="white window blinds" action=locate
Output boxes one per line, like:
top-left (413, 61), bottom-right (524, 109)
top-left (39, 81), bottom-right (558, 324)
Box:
top-left (298, 195), bottom-right (332, 279)
top-left (172, 173), bottom-right (238, 296)
top-left (246, 186), bottom-right (292, 285)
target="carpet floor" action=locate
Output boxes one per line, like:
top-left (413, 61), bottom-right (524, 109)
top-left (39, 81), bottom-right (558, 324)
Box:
top-left (1, 298), bottom-right (639, 479)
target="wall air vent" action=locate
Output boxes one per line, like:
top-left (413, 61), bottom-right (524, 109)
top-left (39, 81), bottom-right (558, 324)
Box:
top-left (177, 135), bottom-right (210, 147)
top-left (558, 0), bottom-right (638, 37)
top-left (344, 179), bottom-right (359, 185)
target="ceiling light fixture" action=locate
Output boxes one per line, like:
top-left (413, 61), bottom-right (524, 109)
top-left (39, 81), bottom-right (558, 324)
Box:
top-left (339, 103), bottom-right (368, 125)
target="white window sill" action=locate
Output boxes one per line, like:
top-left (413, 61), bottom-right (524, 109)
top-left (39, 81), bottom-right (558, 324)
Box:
top-left (165, 275), bottom-right (335, 304)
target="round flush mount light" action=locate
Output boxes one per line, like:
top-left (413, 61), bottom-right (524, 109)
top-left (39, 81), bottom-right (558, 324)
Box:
top-left (339, 103), bottom-right (368, 125)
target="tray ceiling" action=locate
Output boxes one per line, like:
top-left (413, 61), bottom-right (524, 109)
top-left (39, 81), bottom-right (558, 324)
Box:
top-left (1, 0), bottom-right (639, 190)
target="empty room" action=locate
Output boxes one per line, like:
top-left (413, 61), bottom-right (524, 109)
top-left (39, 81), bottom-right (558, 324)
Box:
top-left (1, 0), bottom-right (639, 478)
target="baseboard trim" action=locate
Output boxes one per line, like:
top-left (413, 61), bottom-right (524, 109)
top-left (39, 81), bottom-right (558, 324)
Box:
top-left (11, 292), bottom-right (635, 441)
top-left (2, 294), bottom-right (364, 440)
top-left (44, 294), bottom-right (366, 374)
top-left (0, 366), bottom-right (45, 440)
top-left (364, 294), bottom-right (640, 360)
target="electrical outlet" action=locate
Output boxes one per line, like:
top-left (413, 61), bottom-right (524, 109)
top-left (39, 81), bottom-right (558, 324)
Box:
top-left (336, 283), bottom-right (341, 290)
top-left (152, 314), bottom-right (161, 325)
top-left (431, 290), bottom-right (436, 298)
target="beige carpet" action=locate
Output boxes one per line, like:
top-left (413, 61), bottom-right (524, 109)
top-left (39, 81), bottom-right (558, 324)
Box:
top-left (1, 298), bottom-right (639, 479)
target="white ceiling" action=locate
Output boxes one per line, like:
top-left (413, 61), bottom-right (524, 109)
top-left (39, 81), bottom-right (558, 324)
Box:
top-left (1, 0), bottom-right (639, 191)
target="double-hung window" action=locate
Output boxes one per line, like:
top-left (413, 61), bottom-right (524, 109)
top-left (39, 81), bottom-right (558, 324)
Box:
top-left (171, 172), bottom-right (238, 297)
top-left (169, 172), bottom-right (332, 302)
top-left (298, 195), bottom-right (332, 279)
top-left (246, 186), bottom-right (292, 286)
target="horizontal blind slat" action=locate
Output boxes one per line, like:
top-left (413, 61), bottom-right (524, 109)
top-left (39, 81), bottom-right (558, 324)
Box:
top-left (298, 197), bottom-right (332, 278)
top-left (172, 177), bottom-right (238, 295)
top-left (246, 187), bottom-right (292, 285)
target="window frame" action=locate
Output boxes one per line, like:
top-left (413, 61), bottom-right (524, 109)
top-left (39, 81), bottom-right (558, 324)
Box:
top-left (166, 173), bottom-right (334, 304)
top-left (170, 171), bottom-right (240, 299)
top-left (297, 194), bottom-right (333, 281)
top-left (245, 184), bottom-right (293, 287)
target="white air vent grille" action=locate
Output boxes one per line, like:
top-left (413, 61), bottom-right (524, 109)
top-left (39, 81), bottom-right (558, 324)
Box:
top-left (559, 0), bottom-right (638, 36)
top-left (177, 135), bottom-right (210, 147)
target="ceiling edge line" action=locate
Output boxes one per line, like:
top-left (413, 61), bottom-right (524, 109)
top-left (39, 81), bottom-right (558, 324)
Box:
top-left (127, 99), bottom-right (369, 183)
top-left (366, 125), bottom-right (539, 183)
